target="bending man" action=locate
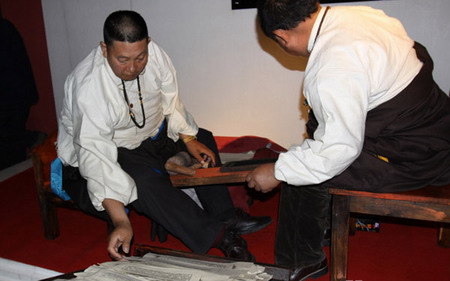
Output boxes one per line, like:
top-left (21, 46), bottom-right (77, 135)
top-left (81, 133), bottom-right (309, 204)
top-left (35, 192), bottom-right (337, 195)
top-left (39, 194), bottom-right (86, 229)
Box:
top-left (247, 1), bottom-right (450, 280)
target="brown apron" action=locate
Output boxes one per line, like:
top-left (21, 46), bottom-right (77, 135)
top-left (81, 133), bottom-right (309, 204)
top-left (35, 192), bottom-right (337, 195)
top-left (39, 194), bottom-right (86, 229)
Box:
top-left (307, 42), bottom-right (450, 192)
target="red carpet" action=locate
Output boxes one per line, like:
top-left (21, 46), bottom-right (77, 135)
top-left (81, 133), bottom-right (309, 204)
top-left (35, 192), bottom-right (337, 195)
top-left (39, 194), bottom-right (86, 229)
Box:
top-left (1, 152), bottom-right (449, 280)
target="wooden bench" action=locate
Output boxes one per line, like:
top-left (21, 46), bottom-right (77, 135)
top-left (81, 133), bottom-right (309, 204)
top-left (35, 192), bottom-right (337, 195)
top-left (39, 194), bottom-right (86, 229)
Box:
top-left (32, 132), bottom-right (69, 239)
top-left (171, 168), bottom-right (450, 281)
top-left (172, 171), bottom-right (450, 280)
top-left (32, 132), bottom-right (251, 240)
top-left (329, 185), bottom-right (450, 281)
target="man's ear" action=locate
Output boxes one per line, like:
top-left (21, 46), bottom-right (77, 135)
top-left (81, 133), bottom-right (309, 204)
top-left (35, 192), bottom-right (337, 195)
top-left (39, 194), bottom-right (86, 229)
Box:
top-left (273, 29), bottom-right (289, 46)
top-left (100, 41), bottom-right (107, 58)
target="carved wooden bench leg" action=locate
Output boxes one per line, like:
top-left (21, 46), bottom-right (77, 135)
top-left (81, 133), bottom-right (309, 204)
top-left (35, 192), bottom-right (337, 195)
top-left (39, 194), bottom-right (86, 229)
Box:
top-left (349, 217), bottom-right (356, 235)
top-left (438, 224), bottom-right (450, 248)
top-left (331, 194), bottom-right (350, 281)
top-left (38, 192), bottom-right (60, 240)
top-left (151, 221), bottom-right (168, 243)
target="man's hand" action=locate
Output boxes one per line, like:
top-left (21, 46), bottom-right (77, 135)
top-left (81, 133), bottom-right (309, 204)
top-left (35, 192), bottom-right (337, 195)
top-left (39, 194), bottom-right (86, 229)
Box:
top-left (102, 199), bottom-right (133, 261)
top-left (107, 220), bottom-right (133, 261)
top-left (246, 163), bottom-right (281, 193)
top-left (184, 139), bottom-right (216, 167)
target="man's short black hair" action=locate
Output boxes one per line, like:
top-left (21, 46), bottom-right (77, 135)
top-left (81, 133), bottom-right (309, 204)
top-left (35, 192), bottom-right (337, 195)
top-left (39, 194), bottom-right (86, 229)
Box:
top-left (257, 0), bottom-right (319, 41)
top-left (103, 10), bottom-right (148, 46)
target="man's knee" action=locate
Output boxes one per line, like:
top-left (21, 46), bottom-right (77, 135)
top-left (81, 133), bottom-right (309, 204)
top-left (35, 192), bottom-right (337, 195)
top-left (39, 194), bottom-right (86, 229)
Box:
top-left (197, 128), bottom-right (220, 157)
top-left (197, 128), bottom-right (214, 142)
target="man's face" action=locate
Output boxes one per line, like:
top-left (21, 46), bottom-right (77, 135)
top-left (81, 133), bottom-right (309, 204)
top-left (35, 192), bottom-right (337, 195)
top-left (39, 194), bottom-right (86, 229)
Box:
top-left (101, 38), bottom-right (149, 81)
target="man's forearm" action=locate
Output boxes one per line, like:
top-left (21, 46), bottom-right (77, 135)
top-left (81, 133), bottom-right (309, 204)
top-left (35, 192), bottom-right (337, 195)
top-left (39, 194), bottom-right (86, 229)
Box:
top-left (102, 198), bottom-right (130, 227)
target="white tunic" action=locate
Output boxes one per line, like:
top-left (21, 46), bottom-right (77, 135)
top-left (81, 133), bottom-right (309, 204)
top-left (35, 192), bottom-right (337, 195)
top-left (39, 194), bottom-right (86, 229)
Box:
top-left (57, 40), bottom-right (198, 211)
top-left (274, 6), bottom-right (423, 186)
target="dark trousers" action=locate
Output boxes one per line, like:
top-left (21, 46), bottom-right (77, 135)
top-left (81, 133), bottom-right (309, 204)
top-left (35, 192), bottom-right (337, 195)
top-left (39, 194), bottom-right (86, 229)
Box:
top-left (275, 42), bottom-right (450, 268)
top-left (276, 184), bottom-right (330, 268)
top-left (64, 127), bottom-right (235, 253)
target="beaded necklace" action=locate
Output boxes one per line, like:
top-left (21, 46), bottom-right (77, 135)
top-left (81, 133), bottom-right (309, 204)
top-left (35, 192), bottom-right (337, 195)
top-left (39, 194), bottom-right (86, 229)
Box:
top-left (121, 76), bottom-right (145, 129)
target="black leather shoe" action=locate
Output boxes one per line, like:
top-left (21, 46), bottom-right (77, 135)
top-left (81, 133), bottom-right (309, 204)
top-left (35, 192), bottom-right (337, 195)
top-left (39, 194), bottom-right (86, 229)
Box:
top-left (290, 258), bottom-right (328, 281)
top-left (224, 208), bottom-right (272, 235)
top-left (217, 231), bottom-right (255, 262)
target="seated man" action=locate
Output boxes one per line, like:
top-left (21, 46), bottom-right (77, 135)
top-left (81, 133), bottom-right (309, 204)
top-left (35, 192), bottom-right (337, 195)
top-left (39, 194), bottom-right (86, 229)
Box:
top-left (247, 0), bottom-right (450, 280)
top-left (57, 10), bottom-right (271, 261)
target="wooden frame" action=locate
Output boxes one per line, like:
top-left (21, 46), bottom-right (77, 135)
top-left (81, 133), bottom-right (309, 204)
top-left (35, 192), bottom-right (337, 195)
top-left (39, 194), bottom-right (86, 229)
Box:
top-left (329, 186), bottom-right (450, 281)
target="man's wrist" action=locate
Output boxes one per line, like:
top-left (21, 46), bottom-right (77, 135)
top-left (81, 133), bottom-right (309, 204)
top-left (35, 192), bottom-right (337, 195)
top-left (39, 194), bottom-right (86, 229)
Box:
top-left (181, 135), bottom-right (197, 143)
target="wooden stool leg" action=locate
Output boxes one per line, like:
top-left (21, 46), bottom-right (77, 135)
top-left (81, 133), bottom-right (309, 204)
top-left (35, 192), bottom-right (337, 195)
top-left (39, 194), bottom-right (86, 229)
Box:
top-left (438, 224), bottom-right (450, 248)
top-left (151, 221), bottom-right (168, 243)
top-left (349, 217), bottom-right (356, 235)
top-left (38, 193), bottom-right (60, 240)
top-left (331, 194), bottom-right (350, 281)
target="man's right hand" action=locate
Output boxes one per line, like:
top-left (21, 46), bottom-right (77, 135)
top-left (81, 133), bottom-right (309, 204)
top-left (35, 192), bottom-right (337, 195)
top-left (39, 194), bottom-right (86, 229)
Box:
top-left (246, 163), bottom-right (281, 193)
top-left (102, 198), bottom-right (133, 261)
top-left (107, 220), bottom-right (133, 261)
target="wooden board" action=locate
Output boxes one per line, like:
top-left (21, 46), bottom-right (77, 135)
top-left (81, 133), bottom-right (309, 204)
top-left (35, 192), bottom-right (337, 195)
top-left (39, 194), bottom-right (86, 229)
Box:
top-left (170, 167), bottom-right (250, 188)
top-left (328, 184), bottom-right (450, 205)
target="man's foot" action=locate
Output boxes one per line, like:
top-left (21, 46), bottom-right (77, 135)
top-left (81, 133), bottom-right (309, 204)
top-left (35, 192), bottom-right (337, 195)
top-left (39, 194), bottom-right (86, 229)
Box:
top-left (289, 258), bottom-right (328, 281)
top-left (224, 208), bottom-right (272, 235)
top-left (217, 231), bottom-right (255, 262)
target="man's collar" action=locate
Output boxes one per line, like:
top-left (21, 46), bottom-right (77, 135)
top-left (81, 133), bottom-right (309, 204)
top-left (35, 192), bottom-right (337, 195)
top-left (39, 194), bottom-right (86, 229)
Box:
top-left (307, 6), bottom-right (329, 53)
top-left (103, 54), bottom-right (122, 87)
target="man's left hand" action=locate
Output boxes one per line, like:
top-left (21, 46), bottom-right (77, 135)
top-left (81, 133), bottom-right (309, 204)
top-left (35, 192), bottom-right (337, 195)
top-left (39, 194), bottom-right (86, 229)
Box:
top-left (246, 163), bottom-right (281, 193)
